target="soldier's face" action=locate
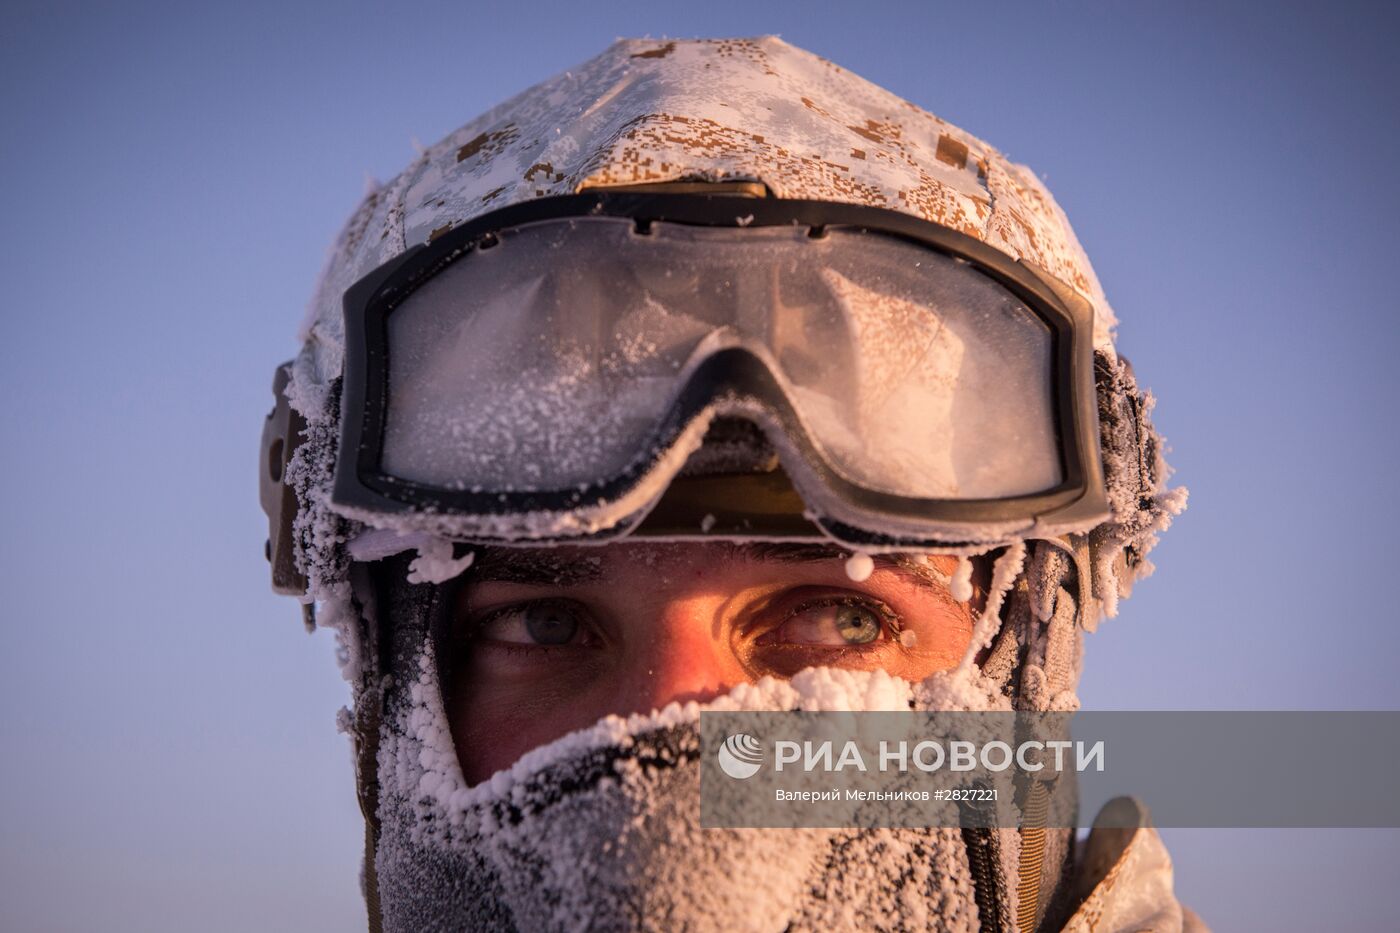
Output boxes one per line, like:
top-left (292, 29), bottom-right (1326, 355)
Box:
top-left (445, 543), bottom-right (978, 785)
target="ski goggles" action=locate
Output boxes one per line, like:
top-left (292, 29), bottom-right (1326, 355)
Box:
top-left (333, 192), bottom-right (1108, 547)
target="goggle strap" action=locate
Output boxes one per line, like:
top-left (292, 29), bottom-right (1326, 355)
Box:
top-left (260, 360), bottom-right (309, 602)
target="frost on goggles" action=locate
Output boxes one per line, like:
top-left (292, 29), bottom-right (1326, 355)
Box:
top-left (382, 217), bottom-right (1058, 499)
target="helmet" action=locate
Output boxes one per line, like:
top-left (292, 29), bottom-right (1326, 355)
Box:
top-left (260, 36), bottom-right (1185, 931)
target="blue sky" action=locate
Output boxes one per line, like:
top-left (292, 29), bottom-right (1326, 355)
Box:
top-left (2, 1), bottom-right (1397, 929)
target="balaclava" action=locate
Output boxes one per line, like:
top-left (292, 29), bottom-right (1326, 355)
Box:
top-left (261, 37), bottom-right (1185, 932)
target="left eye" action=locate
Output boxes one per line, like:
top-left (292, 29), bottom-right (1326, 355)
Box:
top-left (474, 601), bottom-right (586, 646)
top-left (761, 600), bottom-right (889, 647)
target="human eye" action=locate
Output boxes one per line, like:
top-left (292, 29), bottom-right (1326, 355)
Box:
top-left (755, 595), bottom-right (900, 649)
top-left (470, 599), bottom-right (596, 648)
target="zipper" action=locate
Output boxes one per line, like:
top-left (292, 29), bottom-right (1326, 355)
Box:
top-left (1015, 779), bottom-right (1052, 931)
top-left (960, 789), bottom-right (1012, 933)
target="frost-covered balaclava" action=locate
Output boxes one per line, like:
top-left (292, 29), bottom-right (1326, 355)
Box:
top-left (269, 37), bottom-right (1184, 932)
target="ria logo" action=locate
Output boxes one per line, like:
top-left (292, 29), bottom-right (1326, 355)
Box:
top-left (717, 733), bottom-right (764, 779)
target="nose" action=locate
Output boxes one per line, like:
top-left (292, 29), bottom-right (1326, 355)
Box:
top-left (614, 595), bottom-right (741, 716)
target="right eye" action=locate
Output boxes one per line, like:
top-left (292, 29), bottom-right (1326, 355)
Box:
top-left (473, 600), bottom-right (590, 646)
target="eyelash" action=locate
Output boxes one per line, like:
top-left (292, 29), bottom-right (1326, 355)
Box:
top-left (762, 594), bottom-right (904, 649)
top-left (461, 599), bottom-right (595, 650)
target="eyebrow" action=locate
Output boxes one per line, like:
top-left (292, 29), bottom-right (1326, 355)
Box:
top-left (726, 544), bottom-right (965, 611)
top-left (467, 548), bottom-right (606, 586)
top-left (727, 542), bottom-right (849, 563)
top-left (465, 542), bottom-right (959, 599)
